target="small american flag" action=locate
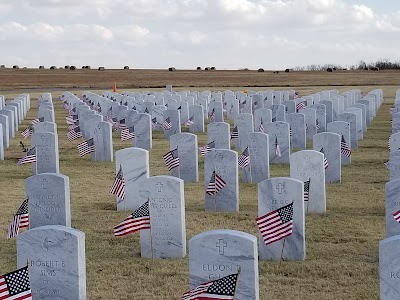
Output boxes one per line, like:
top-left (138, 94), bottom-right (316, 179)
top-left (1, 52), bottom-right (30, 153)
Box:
top-left (17, 146), bottom-right (36, 165)
top-left (303, 179), bottom-right (310, 201)
top-left (206, 170), bottom-right (227, 196)
top-left (198, 141), bottom-right (215, 156)
top-left (316, 118), bottom-right (320, 130)
top-left (272, 116), bottom-right (276, 122)
top-left (163, 148), bottom-right (180, 171)
top-left (296, 102), bottom-right (305, 112)
top-left (96, 103), bottom-right (102, 113)
top-left (275, 136), bottom-right (281, 157)
top-left (340, 135), bottom-right (351, 157)
top-left (144, 107), bottom-right (150, 114)
top-left (256, 202), bottom-right (294, 245)
top-left (388, 139), bottom-right (391, 151)
top-left (121, 126), bottom-right (135, 141)
top-left (124, 101), bottom-right (128, 106)
top-left (106, 107), bottom-right (113, 122)
top-left (67, 126), bottom-right (82, 141)
top-left (7, 198), bottom-right (29, 239)
top-left (66, 114), bottom-right (78, 125)
top-left (209, 108), bottom-right (216, 122)
top-left (151, 117), bottom-right (158, 128)
top-left (230, 125), bottom-right (239, 139)
top-left (384, 161), bottom-right (390, 169)
top-left (69, 107), bottom-right (76, 115)
top-left (0, 266), bottom-right (32, 300)
top-left (20, 126), bottom-right (33, 139)
top-left (259, 118), bottom-right (265, 133)
top-left (238, 147), bottom-right (250, 168)
top-left (62, 101), bottom-right (69, 110)
top-left (320, 148), bottom-right (328, 169)
top-left (77, 138), bottom-right (96, 157)
top-left (184, 115), bottom-right (194, 126)
top-left (161, 117), bottom-right (172, 130)
top-left (393, 209), bottom-right (400, 223)
top-left (113, 201), bottom-right (150, 236)
top-left (117, 119), bottom-right (127, 131)
top-left (181, 272), bottom-right (239, 300)
top-left (110, 165), bottom-right (126, 199)
top-left (68, 120), bottom-right (79, 131)
top-left (289, 126), bottom-right (292, 138)
top-left (31, 117), bottom-right (44, 125)
top-left (239, 99), bottom-right (246, 109)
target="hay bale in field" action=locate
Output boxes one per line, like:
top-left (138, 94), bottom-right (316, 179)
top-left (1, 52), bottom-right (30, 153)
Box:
top-left (13, 65), bottom-right (19, 69)
top-left (70, 66), bottom-right (76, 70)
top-left (168, 67), bottom-right (176, 71)
top-left (98, 66), bottom-right (105, 71)
top-left (327, 68), bottom-right (333, 72)
top-left (39, 66), bottom-right (45, 69)
top-left (205, 67), bottom-right (210, 71)
top-left (371, 67), bottom-right (379, 71)
top-left (258, 68), bottom-right (264, 72)
top-left (124, 66), bottom-right (129, 69)
top-left (196, 67), bottom-right (202, 70)
top-left (285, 69), bottom-right (290, 73)
top-left (0, 65), bottom-right (5, 68)
top-left (50, 66), bottom-right (56, 69)
top-left (211, 66), bottom-right (216, 70)
top-left (64, 65), bottom-right (70, 69)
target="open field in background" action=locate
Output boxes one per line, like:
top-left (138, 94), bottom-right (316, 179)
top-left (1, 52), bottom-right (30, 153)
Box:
top-left (0, 71), bottom-right (398, 299)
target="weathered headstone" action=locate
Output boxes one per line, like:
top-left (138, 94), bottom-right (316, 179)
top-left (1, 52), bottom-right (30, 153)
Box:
top-left (301, 107), bottom-right (317, 141)
top-left (234, 113), bottom-right (254, 149)
top-left (0, 109), bottom-right (15, 138)
top-left (271, 104), bottom-right (286, 122)
top-left (32, 132), bottom-right (59, 174)
top-left (189, 230), bottom-right (259, 300)
top-left (163, 109), bottom-right (181, 140)
top-left (132, 113), bottom-right (152, 150)
top-left (34, 121), bottom-right (57, 134)
top-left (258, 177), bottom-right (305, 260)
top-left (170, 133), bottom-right (199, 183)
top-left (290, 150), bottom-right (326, 213)
top-left (0, 124), bottom-right (3, 160)
top-left (326, 121), bottom-right (351, 165)
top-left (264, 121), bottom-right (290, 164)
top-left (313, 132), bottom-right (341, 183)
top-left (385, 179), bottom-right (400, 238)
top-left (188, 105), bottom-right (204, 133)
top-left (17, 225), bottom-right (86, 300)
top-left (207, 122), bottom-right (230, 149)
top-left (93, 121), bottom-right (113, 162)
top-left (379, 235), bottom-right (400, 299)
top-left (389, 133), bottom-right (400, 153)
top-left (389, 150), bottom-right (400, 181)
top-left (254, 108), bottom-right (272, 132)
top-left (0, 114), bottom-right (9, 148)
top-left (286, 113), bottom-right (306, 149)
top-left (139, 176), bottom-right (186, 259)
top-left (336, 112), bottom-right (357, 149)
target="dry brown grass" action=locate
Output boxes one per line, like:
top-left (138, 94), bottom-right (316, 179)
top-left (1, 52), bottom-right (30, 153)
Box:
top-left (0, 70), bottom-right (396, 299)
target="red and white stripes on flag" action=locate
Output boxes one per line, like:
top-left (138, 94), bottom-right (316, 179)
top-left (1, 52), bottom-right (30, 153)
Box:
top-left (66, 114), bottom-right (78, 125)
top-left (163, 148), bottom-right (180, 171)
top-left (31, 117), bottom-right (44, 125)
top-left (206, 170), bottom-right (227, 196)
top-left (209, 108), bottom-right (216, 121)
top-left (275, 136), bottom-right (281, 157)
top-left (230, 125), bottom-right (239, 139)
top-left (17, 147), bottom-right (36, 165)
top-left (77, 138), bottom-right (96, 157)
top-left (238, 147), bottom-right (250, 169)
top-left (198, 141), bottom-right (215, 156)
top-left (0, 266), bottom-right (32, 300)
top-left (320, 148), bottom-right (328, 169)
top-left (67, 126), bottom-right (82, 141)
top-left (303, 179), bottom-right (310, 202)
top-left (393, 209), bottom-right (400, 223)
top-left (20, 126), bottom-right (33, 139)
top-left (120, 126), bottom-right (135, 141)
top-left (113, 201), bottom-right (150, 236)
top-left (296, 101), bottom-right (305, 112)
top-left (184, 115), bottom-right (194, 126)
top-left (340, 135), bottom-right (351, 157)
top-left (110, 165), bottom-right (126, 199)
top-left (7, 198), bottom-right (29, 239)
top-left (259, 118), bottom-right (265, 133)
top-left (256, 202), bottom-right (294, 245)
top-left (161, 117), bottom-right (172, 130)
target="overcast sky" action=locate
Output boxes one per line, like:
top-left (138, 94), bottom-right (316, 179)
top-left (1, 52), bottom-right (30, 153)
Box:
top-left (0, 0), bottom-right (399, 70)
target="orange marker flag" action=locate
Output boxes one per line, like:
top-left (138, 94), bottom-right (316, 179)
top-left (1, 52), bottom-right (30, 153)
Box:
top-left (113, 82), bottom-right (117, 92)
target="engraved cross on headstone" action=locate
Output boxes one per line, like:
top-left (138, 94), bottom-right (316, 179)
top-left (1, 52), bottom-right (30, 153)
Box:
top-left (41, 179), bottom-right (49, 189)
top-left (156, 182), bottom-right (163, 193)
top-left (276, 183), bottom-right (284, 194)
top-left (216, 239), bottom-right (227, 255)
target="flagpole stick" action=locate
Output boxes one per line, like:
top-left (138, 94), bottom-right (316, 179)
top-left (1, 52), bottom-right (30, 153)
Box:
top-left (148, 200), bottom-right (154, 262)
top-left (279, 239), bottom-right (286, 268)
top-left (233, 266), bottom-right (242, 300)
top-left (306, 178), bottom-right (310, 214)
top-left (248, 155), bottom-right (253, 184)
top-left (213, 166), bottom-right (217, 212)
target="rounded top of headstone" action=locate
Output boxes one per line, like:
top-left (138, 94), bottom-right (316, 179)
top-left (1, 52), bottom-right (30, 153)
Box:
top-left (189, 229), bottom-right (257, 243)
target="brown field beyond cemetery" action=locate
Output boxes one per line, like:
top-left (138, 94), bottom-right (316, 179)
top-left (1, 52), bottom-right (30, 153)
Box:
top-left (0, 69), bottom-right (397, 299)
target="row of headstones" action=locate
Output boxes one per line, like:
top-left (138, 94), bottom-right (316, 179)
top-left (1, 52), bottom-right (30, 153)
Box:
top-left (0, 94), bottom-right (31, 159)
top-left (381, 87), bottom-right (400, 299)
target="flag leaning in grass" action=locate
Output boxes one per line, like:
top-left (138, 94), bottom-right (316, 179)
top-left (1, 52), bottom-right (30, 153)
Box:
top-left (181, 272), bottom-right (239, 300)
top-left (110, 165), bottom-right (126, 199)
top-left (340, 135), bottom-right (351, 157)
top-left (17, 146), bottom-right (36, 165)
top-left (163, 148), bottom-right (180, 171)
top-left (20, 126), bottom-right (33, 139)
top-left (259, 118), bottom-right (265, 133)
top-left (161, 117), bottom-right (172, 130)
top-left (121, 126), bottom-right (135, 141)
top-left (256, 202), bottom-right (294, 245)
top-left (320, 148), bottom-right (328, 169)
top-left (230, 125), bottom-right (239, 139)
top-left (209, 108), bottom-right (216, 122)
top-left (77, 138), bottom-right (96, 157)
top-left (206, 170), bottom-right (227, 196)
top-left (198, 141), bottom-right (215, 156)
top-left (31, 117), bottom-right (44, 125)
top-left (393, 209), bottom-right (400, 223)
top-left (184, 115), bottom-right (194, 126)
top-left (275, 136), bottom-right (281, 157)
top-left (7, 198), bottom-right (29, 239)
top-left (113, 201), bottom-right (150, 236)
top-left (384, 161), bottom-right (390, 169)
top-left (67, 126), bottom-right (82, 142)
top-left (0, 266), bottom-right (32, 300)
top-left (238, 147), bottom-right (250, 169)
top-left (303, 179), bottom-right (310, 202)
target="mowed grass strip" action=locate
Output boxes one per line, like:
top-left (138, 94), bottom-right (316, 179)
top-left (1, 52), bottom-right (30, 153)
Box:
top-left (0, 85), bottom-right (395, 300)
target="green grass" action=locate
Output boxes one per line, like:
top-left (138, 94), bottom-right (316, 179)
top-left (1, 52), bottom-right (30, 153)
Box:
top-left (0, 85), bottom-right (395, 299)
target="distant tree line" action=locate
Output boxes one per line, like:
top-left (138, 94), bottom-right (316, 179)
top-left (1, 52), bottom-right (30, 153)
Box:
top-left (292, 59), bottom-right (400, 71)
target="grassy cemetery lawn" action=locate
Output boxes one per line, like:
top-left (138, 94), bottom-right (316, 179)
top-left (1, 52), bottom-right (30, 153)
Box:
top-left (0, 69), bottom-right (396, 299)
